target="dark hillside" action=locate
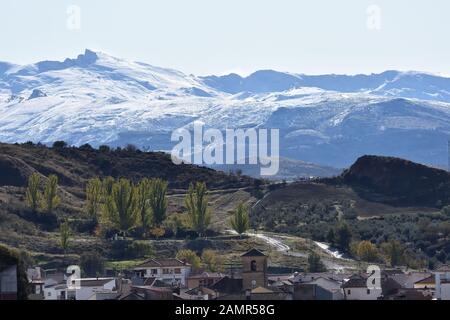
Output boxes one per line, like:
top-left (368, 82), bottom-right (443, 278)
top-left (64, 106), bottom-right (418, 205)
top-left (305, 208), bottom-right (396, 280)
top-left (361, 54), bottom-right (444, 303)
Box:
top-left (336, 155), bottom-right (450, 207)
top-left (0, 143), bottom-right (255, 190)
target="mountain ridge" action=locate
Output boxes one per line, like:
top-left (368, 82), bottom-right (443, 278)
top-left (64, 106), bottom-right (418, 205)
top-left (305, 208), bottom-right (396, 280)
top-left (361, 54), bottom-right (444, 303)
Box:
top-left (1, 49), bottom-right (450, 170)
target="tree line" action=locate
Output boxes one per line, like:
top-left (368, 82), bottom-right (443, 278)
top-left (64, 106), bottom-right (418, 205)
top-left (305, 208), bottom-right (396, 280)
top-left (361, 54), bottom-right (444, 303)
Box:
top-left (25, 173), bottom-right (252, 241)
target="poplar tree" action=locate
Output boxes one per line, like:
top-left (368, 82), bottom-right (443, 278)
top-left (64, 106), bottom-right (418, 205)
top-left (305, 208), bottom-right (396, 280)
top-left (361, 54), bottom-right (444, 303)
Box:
top-left (230, 202), bottom-right (250, 237)
top-left (40, 175), bottom-right (60, 214)
top-left (103, 178), bottom-right (138, 234)
top-left (136, 178), bottom-right (152, 230)
top-left (26, 173), bottom-right (41, 212)
top-left (149, 178), bottom-right (168, 226)
top-left (185, 182), bottom-right (211, 237)
top-left (85, 177), bottom-right (103, 223)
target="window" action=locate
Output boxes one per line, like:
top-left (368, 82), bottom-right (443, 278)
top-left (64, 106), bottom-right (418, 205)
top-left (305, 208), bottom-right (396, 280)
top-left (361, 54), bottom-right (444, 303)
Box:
top-left (367, 289), bottom-right (371, 295)
top-left (151, 269), bottom-right (158, 275)
top-left (48, 292), bottom-right (51, 297)
top-left (174, 268), bottom-right (181, 274)
top-left (250, 260), bottom-right (257, 272)
top-left (163, 268), bottom-right (170, 274)
top-left (347, 289), bottom-right (351, 295)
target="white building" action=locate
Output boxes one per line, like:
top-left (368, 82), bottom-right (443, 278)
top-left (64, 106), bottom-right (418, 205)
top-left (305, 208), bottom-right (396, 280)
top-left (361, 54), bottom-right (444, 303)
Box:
top-left (435, 273), bottom-right (450, 300)
top-left (342, 274), bottom-right (382, 300)
top-left (71, 278), bottom-right (117, 300)
top-left (44, 277), bottom-right (118, 300)
top-left (133, 258), bottom-right (191, 287)
top-left (44, 283), bottom-right (69, 300)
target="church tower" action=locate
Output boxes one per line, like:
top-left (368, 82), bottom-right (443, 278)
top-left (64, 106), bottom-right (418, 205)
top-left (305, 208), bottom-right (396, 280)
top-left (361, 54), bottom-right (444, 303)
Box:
top-left (241, 248), bottom-right (268, 290)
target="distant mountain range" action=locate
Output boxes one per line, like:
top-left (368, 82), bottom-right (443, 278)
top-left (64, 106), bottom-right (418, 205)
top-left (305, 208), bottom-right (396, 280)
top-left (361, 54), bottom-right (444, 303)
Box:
top-left (202, 70), bottom-right (450, 103)
top-left (1, 49), bottom-right (450, 173)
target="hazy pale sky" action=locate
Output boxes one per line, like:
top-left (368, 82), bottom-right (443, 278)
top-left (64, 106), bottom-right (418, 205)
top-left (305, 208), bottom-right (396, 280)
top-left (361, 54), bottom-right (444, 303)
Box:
top-left (1, 0), bottom-right (449, 76)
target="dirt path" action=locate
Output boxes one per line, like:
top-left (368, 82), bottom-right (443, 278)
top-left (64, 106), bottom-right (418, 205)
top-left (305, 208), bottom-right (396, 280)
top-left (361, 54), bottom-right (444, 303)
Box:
top-left (226, 230), bottom-right (352, 270)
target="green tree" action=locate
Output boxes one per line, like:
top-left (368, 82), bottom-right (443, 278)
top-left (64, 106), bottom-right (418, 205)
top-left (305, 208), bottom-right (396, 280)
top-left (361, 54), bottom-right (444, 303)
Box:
top-left (80, 252), bottom-right (105, 277)
top-left (26, 173), bottom-right (41, 212)
top-left (136, 178), bottom-right (152, 230)
top-left (326, 228), bottom-right (336, 245)
top-left (307, 252), bottom-right (326, 272)
top-left (40, 175), bottom-right (60, 214)
top-left (176, 249), bottom-right (201, 270)
top-left (103, 178), bottom-right (138, 234)
top-left (381, 240), bottom-right (405, 267)
top-left (201, 249), bottom-right (224, 272)
top-left (230, 202), bottom-right (250, 237)
top-left (356, 240), bottom-right (379, 262)
top-left (185, 182), bottom-right (211, 237)
top-left (336, 223), bottom-right (352, 252)
top-left (59, 220), bottom-right (71, 257)
top-left (149, 178), bottom-right (168, 226)
top-left (149, 227), bottom-right (166, 239)
top-left (85, 177), bottom-right (103, 223)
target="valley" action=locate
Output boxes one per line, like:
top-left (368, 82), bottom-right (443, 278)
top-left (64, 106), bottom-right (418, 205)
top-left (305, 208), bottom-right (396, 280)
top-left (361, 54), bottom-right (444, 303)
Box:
top-left (1, 142), bottom-right (450, 274)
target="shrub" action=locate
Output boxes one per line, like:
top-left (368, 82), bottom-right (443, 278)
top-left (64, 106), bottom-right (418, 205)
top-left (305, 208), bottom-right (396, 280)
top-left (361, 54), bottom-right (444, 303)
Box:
top-left (80, 252), bottom-right (105, 277)
top-left (52, 141), bottom-right (67, 149)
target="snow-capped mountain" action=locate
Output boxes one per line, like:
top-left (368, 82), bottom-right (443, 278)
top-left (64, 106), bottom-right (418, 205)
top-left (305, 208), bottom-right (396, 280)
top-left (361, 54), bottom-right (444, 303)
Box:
top-left (202, 70), bottom-right (450, 103)
top-left (0, 49), bottom-right (450, 169)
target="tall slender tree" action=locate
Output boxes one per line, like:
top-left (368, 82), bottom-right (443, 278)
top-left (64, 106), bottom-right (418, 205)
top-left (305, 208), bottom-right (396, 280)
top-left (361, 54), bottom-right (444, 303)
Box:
top-left (26, 173), bottom-right (41, 212)
top-left (103, 178), bottom-right (138, 234)
top-left (40, 174), bottom-right (60, 214)
top-left (149, 178), bottom-right (168, 226)
top-left (307, 251), bottom-right (326, 272)
top-left (136, 178), bottom-right (152, 230)
top-left (85, 177), bottom-right (103, 224)
top-left (59, 220), bottom-right (71, 258)
top-left (336, 223), bottom-right (352, 252)
top-left (185, 182), bottom-right (211, 237)
top-left (230, 202), bottom-right (250, 237)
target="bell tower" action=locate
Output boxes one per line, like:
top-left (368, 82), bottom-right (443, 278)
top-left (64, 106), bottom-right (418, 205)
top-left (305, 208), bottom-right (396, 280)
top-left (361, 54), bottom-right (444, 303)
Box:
top-left (241, 248), bottom-right (268, 290)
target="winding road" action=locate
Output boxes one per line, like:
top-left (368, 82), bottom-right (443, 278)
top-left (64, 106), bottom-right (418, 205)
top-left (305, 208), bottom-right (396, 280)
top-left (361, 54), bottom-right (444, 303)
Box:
top-left (226, 229), bottom-right (350, 270)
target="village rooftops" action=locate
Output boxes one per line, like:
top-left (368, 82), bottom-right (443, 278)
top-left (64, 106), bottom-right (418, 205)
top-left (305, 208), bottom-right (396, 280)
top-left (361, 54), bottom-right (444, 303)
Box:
top-left (143, 278), bottom-right (172, 287)
top-left (241, 248), bottom-right (266, 257)
top-left (292, 272), bottom-right (351, 284)
top-left (251, 286), bottom-right (274, 294)
top-left (187, 272), bottom-right (226, 279)
top-left (71, 278), bottom-right (115, 287)
top-left (209, 276), bottom-right (243, 294)
top-left (44, 283), bottom-right (68, 290)
top-left (414, 275), bottom-right (435, 286)
top-left (132, 285), bottom-right (173, 294)
top-left (341, 275), bottom-right (368, 289)
top-left (390, 272), bottom-right (432, 288)
top-left (134, 258), bottom-right (189, 269)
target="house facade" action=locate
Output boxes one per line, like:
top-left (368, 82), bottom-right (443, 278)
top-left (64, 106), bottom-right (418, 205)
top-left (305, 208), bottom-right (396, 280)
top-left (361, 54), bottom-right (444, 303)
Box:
top-left (133, 258), bottom-right (191, 287)
top-left (342, 274), bottom-right (382, 300)
top-left (186, 272), bottom-right (225, 289)
top-left (44, 283), bottom-right (69, 300)
top-left (72, 278), bottom-right (117, 300)
top-left (435, 273), bottom-right (450, 300)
